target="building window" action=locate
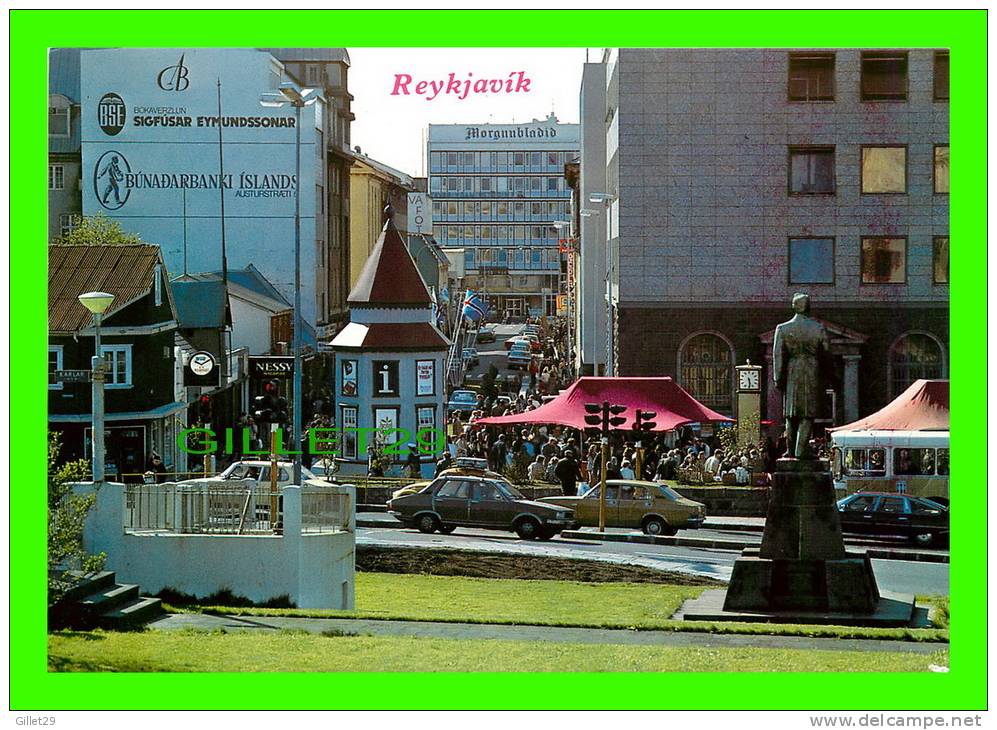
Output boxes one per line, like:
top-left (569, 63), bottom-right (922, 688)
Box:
top-left (788, 147), bottom-right (835, 194)
top-left (788, 53), bottom-right (835, 101)
top-left (341, 406), bottom-right (358, 459)
top-left (49, 107), bottom-right (70, 137)
top-left (59, 213), bottom-right (79, 236)
top-left (462, 152), bottom-right (475, 167)
top-left (547, 177), bottom-right (559, 191)
top-left (861, 51), bottom-right (908, 101)
top-left (888, 333), bottom-right (945, 399)
top-left (305, 64), bottom-right (323, 86)
top-left (100, 344), bottom-right (133, 387)
top-left (679, 333), bottom-right (733, 415)
top-left (48, 165), bottom-right (65, 190)
top-left (934, 145), bottom-right (950, 194)
top-left (480, 177), bottom-right (492, 192)
top-left (513, 152), bottom-right (525, 167)
top-left (934, 51), bottom-right (950, 101)
top-left (48, 346), bottom-right (64, 390)
top-left (860, 237), bottom-right (907, 284)
top-left (447, 152), bottom-right (458, 167)
top-left (789, 238), bottom-right (835, 284)
top-left (416, 405), bottom-right (436, 435)
top-left (861, 146), bottom-right (907, 194)
top-left (316, 184), bottom-right (324, 214)
top-left (933, 237), bottom-right (949, 284)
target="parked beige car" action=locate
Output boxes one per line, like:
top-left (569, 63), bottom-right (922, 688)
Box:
top-left (539, 480), bottom-right (706, 535)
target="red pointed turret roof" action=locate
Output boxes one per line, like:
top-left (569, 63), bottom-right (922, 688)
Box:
top-left (348, 211), bottom-right (432, 307)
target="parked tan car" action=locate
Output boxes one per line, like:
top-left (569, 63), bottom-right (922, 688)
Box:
top-left (539, 480), bottom-right (706, 536)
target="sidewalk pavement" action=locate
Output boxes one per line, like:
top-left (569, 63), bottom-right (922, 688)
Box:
top-left (149, 612), bottom-right (945, 654)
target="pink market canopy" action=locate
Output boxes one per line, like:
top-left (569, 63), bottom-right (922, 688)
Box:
top-left (474, 377), bottom-right (733, 432)
top-left (830, 379), bottom-right (949, 432)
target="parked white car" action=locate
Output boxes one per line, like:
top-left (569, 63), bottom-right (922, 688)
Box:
top-left (179, 460), bottom-right (319, 488)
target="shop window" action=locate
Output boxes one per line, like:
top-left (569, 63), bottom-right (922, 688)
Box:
top-left (889, 333), bottom-right (945, 398)
top-left (860, 237), bottom-right (906, 284)
top-left (933, 237), bottom-right (949, 284)
top-left (934, 145), bottom-right (949, 194)
top-left (788, 53), bottom-right (835, 101)
top-left (679, 333), bottom-right (733, 415)
top-left (933, 51), bottom-right (949, 101)
top-left (936, 448), bottom-right (950, 476)
top-left (789, 147), bottom-right (835, 194)
top-left (861, 51), bottom-right (908, 101)
top-left (789, 238), bottom-right (834, 284)
top-left (861, 146), bottom-right (906, 193)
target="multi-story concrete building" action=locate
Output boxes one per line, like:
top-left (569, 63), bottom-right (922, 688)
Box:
top-left (428, 114), bottom-right (579, 318)
top-left (49, 47), bottom-right (354, 336)
top-left (580, 48), bottom-right (949, 423)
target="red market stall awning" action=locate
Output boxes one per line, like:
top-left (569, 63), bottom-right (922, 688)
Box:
top-left (474, 377), bottom-right (733, 432)
top-left (830, 379), bottom-right (949, 432)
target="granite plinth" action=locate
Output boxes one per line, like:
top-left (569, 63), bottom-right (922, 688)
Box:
top-left (722, 459), bottom-right (880, 617)
top-left (678, 589), bottom-right (918, 628)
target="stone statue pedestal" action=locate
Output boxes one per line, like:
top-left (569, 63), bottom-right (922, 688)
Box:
top-left (678, 459), bottom-right (919, 626)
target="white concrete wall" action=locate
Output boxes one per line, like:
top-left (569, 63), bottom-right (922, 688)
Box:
top-left (80, 482), bottom-right (355, 609)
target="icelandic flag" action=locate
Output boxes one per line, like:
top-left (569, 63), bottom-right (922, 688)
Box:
top-left (462, 290), bottom-right (487, 322)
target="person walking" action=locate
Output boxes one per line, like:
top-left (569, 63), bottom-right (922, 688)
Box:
top-left (554, 450), bottom-right (583, 497)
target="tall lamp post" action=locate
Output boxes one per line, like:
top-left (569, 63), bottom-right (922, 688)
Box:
top-left (552, 220), bottom-right (573, 373)
top-left (262, 82), bottom-right (321, 485)
top-left (79, 291), bottom-right (115, 483)
top-left (589, 193), bottom-right (616, 376)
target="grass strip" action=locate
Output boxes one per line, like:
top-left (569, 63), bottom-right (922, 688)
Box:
top-left (48, 629), bottom-right (950, 673)
top-left (169, 573), bottom-right (949, 643)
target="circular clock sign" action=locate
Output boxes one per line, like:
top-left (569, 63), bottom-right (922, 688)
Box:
top-left (189, 351), bottom-right (216, 377)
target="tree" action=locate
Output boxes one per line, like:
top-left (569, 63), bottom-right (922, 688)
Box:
top-left (54, 214), bottom-right (143, 246)
top-left (48, 432), bottom-right (106, 605)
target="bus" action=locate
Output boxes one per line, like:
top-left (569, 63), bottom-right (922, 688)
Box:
top-left (830, 430), bottom-right (949, 504)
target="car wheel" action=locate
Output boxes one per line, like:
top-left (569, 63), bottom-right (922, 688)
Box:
top-left (416, 514), bottom-right (439, 534)
top-left (515, 518), bottom-right (541, 540)
top-left (911, 531), bottom-right (936, 548)
top-left (438, 525), bottom-right (456, 535)
top-left (537, 527), bottom-right (557, 541)
top-left (642, 517), bottom-right (668, 536)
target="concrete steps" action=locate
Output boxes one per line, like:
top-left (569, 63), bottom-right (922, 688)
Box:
top-left (50, 570), bottom-right (164, 630)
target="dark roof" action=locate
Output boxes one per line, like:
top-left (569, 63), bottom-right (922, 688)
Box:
top-left (331, 322), bottom-right (449, 351)
top-left (49, 48), bottom-right (81, 102)
top-left (48, 244), bottom-right (166, 332)
top-left (348, 215), bottom-right (432, 306)
top-left (171, 279), bottom-right (228, 329)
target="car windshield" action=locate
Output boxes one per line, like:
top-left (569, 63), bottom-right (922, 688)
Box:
top-left (220, 463), bottom-right (261, 480)
top-left (452, 392), bottom-right (476, 403)
top-left (495, 480), bottom-right (525, 500)
top-left (656, 484), bottom-right (681, 500)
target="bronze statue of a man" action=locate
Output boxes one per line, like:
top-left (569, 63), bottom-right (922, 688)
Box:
top-left (773, 293), bottom-right (830, 459)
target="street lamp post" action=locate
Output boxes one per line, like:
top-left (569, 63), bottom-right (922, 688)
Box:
top-left (552, 220), bottom-right (573, 374)
top-left (262, 82), bottom-right (320, 486)
top-left (589, 193), bottom-right (616, 376)
top-left (79, 291), bottom-right (115, 483)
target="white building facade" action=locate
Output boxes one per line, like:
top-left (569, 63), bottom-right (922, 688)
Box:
top-left (428, 115), bottom-right (579, 318)
top-left (80, 48), bottom-right (326, 328)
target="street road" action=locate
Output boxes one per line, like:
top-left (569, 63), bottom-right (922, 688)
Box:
top-left (463, 323), bottom-right (535, 383)
top-left (357, 524), bottom-right (949, 597)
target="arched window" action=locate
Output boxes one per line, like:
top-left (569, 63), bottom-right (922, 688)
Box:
top-left (889, 333), bottom-right (946, 398)
top-left (679, 333), bottom-right (734, 415)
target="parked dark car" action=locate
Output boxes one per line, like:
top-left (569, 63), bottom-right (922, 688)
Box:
top-left (388, 474), bottom-right (577, 540)
top-left (475, 326), bottom-right (496, 344)
top-left (836, 492), bottom-right (949, 547)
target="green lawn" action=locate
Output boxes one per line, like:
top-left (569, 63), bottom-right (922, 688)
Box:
top-left (173, 573), bottom-right (949, 642)
top-left (48, 629), bottom-right (949, 673)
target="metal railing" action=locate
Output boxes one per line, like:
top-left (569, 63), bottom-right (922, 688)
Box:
top-left (301, 488), bottom-right (351, 534)
top-left (125, 482), bottom-right (283, 535)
